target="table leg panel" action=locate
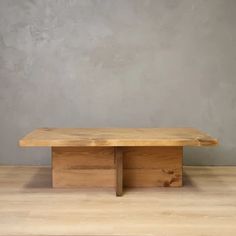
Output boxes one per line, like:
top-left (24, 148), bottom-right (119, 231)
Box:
top-left (52, 147), bottom-right (115, 188)
top-left (123, 147), bottom-right (183, 187)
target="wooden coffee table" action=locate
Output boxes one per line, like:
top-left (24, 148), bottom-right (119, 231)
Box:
top-left (19, 128), bottom-right (218, 196)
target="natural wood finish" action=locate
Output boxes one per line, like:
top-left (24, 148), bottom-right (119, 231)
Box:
top-left (19, 128), bottom-right (218, 195)
top-left (19, 128), bottom-right (218, 147)
top-left (52, 147), bottom-right (114, 169)
top-left (124, 169), bottom-right (181, 187)
top-left (115, 147), bottom-right (123, 196)
top-left (123, 146), bottom-right (182, 169)
top-left (123, 147), bottom-right (182, 187)
top-left (0, 166), bottom-right (236, 236)
top-left (52, 146), bottom-right (182, 189)
top-left (52, 147), bottom-right (115, 188)
top-left (52, 169), bottom-right (115, 188)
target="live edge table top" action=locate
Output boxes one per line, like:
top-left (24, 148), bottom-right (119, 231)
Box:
top-left (19, 128), bottom-right (218, 147)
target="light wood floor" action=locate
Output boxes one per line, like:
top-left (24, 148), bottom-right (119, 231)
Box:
top-left (0, 166), bottom-right (236, 236)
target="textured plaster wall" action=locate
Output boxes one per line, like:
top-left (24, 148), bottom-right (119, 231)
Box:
top-left (0, 0), bottom-right (236, 165)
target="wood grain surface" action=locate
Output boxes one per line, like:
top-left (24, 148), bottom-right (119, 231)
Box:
top-left (123, 147), bottom-right (182, 187)
top-left (52, 146), bottom-right (182, 189)
top-left (115, 147), bottom-right (123, 196)
top-left (0, 166), bottom-right (235, 236)
top-left (52, 147), bottom-right (115, 188)
top-left (19, 128), bottom-right (218, 147)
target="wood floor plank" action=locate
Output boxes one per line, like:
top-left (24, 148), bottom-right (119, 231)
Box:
top-left (0, 166), bottom-right (236, 236)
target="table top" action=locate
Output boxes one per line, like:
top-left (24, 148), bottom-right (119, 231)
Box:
top-left (19, 128), bottom-right (218, 147)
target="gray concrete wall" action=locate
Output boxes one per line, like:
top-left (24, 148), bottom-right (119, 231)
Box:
top-left (0, 0), bottom-right (236, 165)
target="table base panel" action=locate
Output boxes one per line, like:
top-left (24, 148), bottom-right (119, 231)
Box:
top-left (52, 146), bottom-right (183, 193)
